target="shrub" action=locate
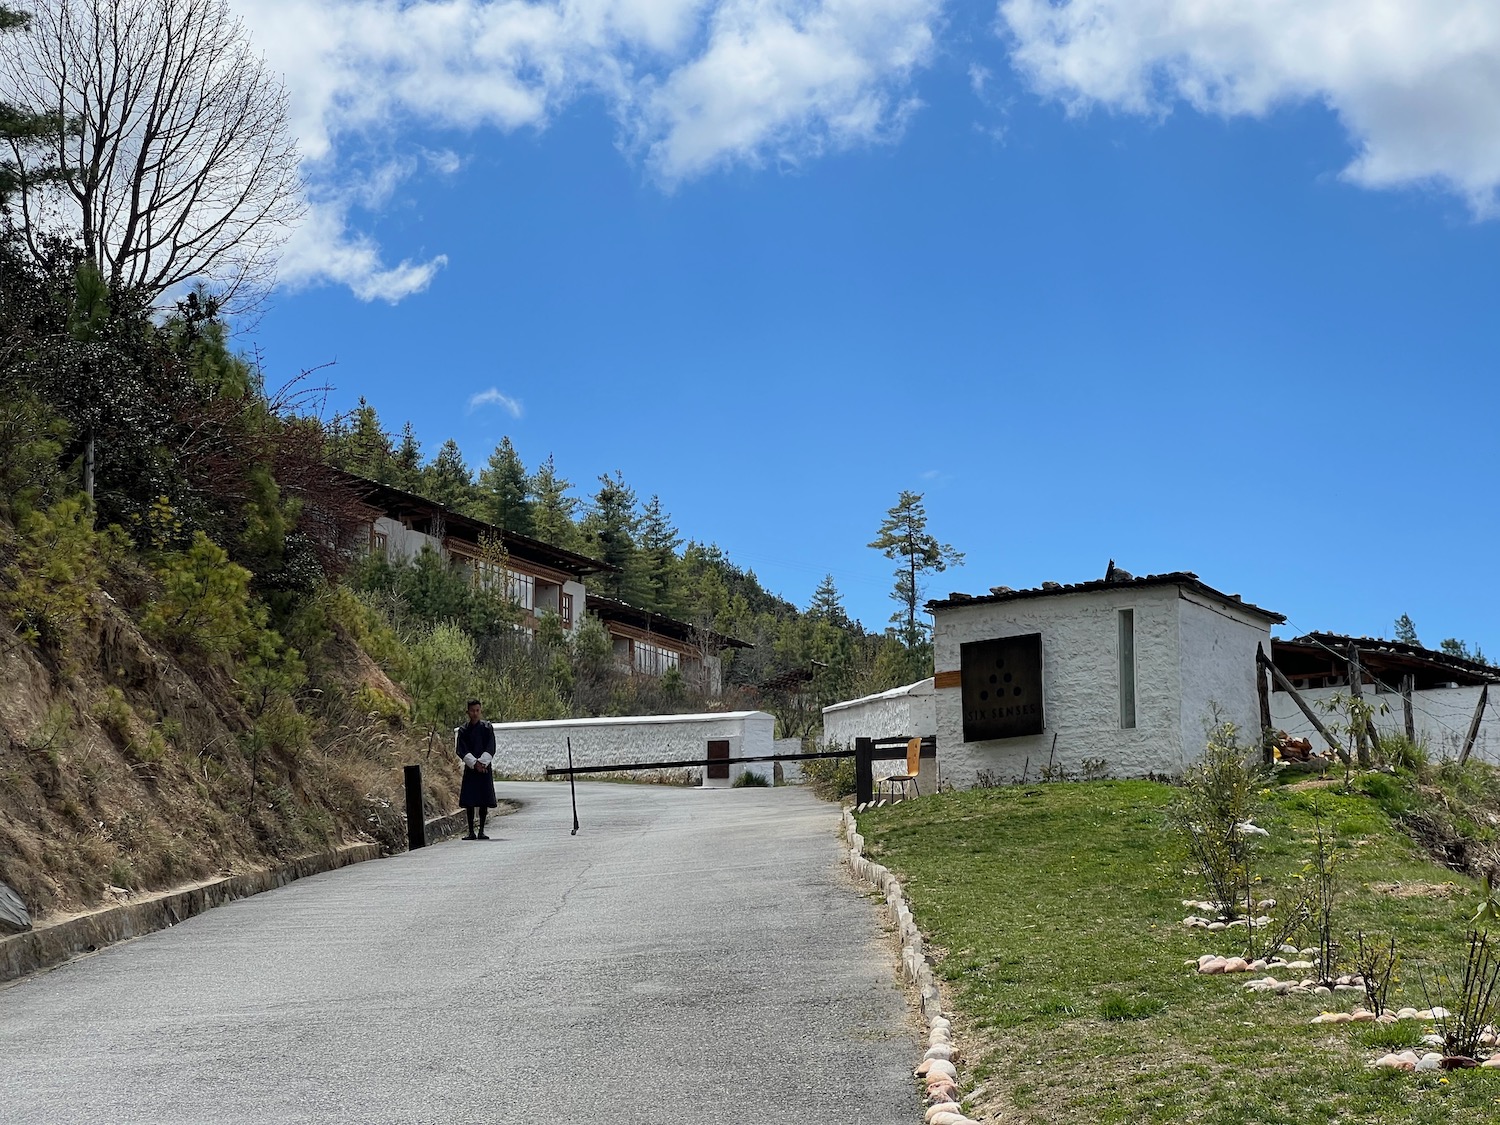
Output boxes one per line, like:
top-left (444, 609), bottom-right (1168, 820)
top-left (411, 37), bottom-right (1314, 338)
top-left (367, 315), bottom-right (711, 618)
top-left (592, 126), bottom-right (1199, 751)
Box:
top-left (0, 497), bottom-right (118, 656)
top-left (140, 531), bottom-right (263, 658)
top-left (804, 743), bottom-right (857, 801)
top-left (1377, 732), bottom-right (1429, 774)
top-left (1170, 720), bottom-right (1265, 918)
top-left (732, 769), bottom-right (769, 788)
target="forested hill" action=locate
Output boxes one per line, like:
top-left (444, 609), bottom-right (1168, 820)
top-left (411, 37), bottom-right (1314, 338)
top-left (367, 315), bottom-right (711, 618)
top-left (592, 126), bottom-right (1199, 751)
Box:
top-left (322, 399), bottom-right (929, 704)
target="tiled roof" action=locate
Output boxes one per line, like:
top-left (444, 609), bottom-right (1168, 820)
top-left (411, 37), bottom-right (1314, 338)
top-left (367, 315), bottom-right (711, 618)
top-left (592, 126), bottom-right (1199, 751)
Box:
top-left (927, 570), bottom-right (1284, 623)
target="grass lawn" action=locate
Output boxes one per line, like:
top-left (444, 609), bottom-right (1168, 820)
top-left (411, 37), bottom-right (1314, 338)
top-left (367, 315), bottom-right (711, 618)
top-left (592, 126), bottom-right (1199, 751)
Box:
top-left (856, 777), bottom-right (1500, 1124)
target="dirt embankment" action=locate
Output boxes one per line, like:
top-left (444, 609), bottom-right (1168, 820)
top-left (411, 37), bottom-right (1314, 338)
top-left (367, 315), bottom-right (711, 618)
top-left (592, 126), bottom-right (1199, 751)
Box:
top-left (0, 590), bottom-right (457, 923)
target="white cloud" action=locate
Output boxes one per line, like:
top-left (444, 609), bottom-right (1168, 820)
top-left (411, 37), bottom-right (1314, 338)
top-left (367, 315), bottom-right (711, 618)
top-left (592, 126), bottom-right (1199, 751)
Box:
top-left (1000, 0), bottom-right (1500, 214)
top-left (278, 194), bottom-right (448, 303)
top-left (229, 0), bottom-right (943, 300)
top-left (968, 62), bottom-right (990, 96)
top-left (632, 0), bottom-right (941, 183)
top-left (422, 147), bottom-right (466, 175)
top-left (467, 388), bottom-right (525, 417)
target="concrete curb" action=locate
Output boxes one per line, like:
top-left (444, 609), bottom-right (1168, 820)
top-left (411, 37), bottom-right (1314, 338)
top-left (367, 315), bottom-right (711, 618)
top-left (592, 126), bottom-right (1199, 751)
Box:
top-left (842, 805), bottom-right (980, 1125)
top-left (0, 804), bottom-right (508, 985)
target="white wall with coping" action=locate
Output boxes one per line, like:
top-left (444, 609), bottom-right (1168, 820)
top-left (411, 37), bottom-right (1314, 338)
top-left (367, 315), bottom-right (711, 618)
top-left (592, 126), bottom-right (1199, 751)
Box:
top-left (484, 710), bottom-right (777, 787)
top-left (773, 737), bottom-right (803, 784)
top-left (1179, 594), bottom-right (1280, 770)
top-left (1270, 683), bottom-right (1500, 765)
top-left (822, 679), bottom-right (938, 792)
top-left (934, 584), bottom-right (1272, 788)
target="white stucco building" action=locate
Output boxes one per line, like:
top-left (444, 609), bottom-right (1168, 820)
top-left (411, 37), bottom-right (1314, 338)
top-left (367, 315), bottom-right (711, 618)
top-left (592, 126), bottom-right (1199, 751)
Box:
top-left (927, 571), bottom-right (1284, 787)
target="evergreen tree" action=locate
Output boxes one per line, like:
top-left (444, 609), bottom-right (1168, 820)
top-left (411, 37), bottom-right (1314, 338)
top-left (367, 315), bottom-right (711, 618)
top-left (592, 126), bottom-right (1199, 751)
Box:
top-left (868, 490), bottom-right (964, 649)
top-left (421, 439), bottom-right (475, 511)
top-left (1393, 613), bottom-right (1420, 646)
top-left (638, 494), bottom-right (682, 614)
top-left (327, 397), bottom-right (392, 481)
top-left (477, 436), bottom-right (533, 535)
top-left (807, 573), bottom-right (849, 628)
top-left (529, 453), bottom-right (580, 550)
top-left (0, 6), bottom-right (67, 208)
top-left (1440, 637), bottom-right (1488, 665)
top-left (583, 470), bottom-right (648, 604)
top-left (391, 423), bottom-right (422, 492)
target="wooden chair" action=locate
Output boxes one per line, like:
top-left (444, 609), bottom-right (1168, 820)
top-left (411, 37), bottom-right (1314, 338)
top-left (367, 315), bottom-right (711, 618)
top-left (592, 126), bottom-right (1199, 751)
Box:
top-left (878, 737), bottom-right (923, 802)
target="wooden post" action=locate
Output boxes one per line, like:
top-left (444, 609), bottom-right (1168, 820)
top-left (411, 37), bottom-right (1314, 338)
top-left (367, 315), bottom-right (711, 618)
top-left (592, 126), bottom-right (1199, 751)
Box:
top-left (1459, 685), bottom-right (1489, 766)
top-left (1345, 648), bottom-right (1373, 768)
top-left (1256, 643), bottom-right (1274, 763)
top-left (1258, 649), bottom-right (1346, 760)
top-left (1401, 674), bottom-right (1416, 742)
top-left (854, 737), bottom-right (875, 806)
top-left (404, 764), bottom-right (426, 851)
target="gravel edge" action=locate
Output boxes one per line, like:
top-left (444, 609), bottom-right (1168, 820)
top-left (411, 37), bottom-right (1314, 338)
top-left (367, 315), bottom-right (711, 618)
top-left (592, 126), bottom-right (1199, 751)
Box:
top-left (842, 805), bottom-right (980, 1125)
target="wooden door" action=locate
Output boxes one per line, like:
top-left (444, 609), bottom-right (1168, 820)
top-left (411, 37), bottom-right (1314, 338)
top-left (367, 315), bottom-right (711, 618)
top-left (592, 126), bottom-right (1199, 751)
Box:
top-left (707, 739), bottom-right (731, 780)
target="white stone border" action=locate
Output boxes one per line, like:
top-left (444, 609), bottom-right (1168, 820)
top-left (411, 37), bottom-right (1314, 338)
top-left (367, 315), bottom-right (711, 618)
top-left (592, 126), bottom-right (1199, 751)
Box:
top-left (842, 806), bottom-right (979, 1125)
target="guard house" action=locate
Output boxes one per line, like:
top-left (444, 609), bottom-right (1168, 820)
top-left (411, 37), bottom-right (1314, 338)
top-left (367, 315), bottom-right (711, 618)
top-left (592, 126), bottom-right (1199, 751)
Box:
top-left (927, 570), bottom-right (1284, 787)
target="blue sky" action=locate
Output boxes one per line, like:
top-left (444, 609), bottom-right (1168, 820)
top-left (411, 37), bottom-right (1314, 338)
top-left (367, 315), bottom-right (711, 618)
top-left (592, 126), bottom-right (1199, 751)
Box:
top-left (235, 0), bottom-right (1500, 652)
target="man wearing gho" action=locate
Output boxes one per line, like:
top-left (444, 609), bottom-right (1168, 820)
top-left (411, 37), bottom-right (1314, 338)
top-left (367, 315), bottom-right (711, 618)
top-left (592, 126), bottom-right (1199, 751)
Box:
top-left (455, 699), bottom-right (497, 840)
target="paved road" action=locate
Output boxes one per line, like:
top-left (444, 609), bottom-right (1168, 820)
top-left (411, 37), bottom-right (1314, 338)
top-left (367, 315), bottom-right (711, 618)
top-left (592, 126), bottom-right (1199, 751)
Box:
top-left (0, 783), bottom-right (921, 1123)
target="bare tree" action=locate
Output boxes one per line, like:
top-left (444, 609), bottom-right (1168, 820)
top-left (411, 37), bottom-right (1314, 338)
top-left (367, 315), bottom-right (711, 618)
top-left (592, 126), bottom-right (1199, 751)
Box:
top-left (1, 0), bottom-right (302, 307)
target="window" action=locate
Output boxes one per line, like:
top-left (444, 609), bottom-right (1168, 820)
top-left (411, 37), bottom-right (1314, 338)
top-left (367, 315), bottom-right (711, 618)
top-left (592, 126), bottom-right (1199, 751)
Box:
top-left (632, 639), bottom-right (680, 676)
top-left (506, 571), bottom-right (535, 611)
top-left (1118, 608), bottom-right (1136, 730)
top-left (470, 559), bottom-right (535, 612)
top-left (370, 530), bottom-right (388, 556)
top-left (560, 591), bottom-right (574, 629)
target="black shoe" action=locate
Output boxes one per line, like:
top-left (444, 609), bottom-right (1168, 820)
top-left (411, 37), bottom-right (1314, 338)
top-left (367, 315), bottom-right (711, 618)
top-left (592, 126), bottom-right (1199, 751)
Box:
top-left (462, 833), bottom-right (477, 841)
top-left (477, 832), bottom-right (490, 840)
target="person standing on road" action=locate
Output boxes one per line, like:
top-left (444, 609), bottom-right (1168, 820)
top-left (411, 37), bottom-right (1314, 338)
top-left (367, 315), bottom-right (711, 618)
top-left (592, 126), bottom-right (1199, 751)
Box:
top-left (456, 699), bottom-right (497, 840)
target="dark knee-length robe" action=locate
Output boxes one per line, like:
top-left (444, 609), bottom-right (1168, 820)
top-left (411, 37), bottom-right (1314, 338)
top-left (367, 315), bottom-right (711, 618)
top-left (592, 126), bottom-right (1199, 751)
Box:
top-left (455, 720), bottom-right (498, 809)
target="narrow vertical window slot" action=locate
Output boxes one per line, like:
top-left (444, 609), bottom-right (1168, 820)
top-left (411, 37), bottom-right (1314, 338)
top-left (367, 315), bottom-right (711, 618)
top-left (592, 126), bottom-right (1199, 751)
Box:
top-left (1118, 609), bottom-right (1137, 729)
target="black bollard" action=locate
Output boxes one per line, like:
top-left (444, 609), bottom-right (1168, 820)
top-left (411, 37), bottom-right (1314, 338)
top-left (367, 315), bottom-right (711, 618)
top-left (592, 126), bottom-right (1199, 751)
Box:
top-left (404, 764), bottom-right (426, 851)
top-left (854, 737), bottom-right (874, 806)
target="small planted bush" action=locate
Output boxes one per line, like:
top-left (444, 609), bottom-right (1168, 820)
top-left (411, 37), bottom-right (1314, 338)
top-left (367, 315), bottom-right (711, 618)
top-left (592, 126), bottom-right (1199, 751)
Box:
top-left (732, 769), bottom-right (770, 788)
top-left (1171, 720), bottom-right (1265, 918)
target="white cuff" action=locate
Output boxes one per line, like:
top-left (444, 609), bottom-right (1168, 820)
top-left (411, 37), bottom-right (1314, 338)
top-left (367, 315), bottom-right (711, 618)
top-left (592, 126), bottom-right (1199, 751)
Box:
top-left (463, 753), bottom-right (477, 768)
top-left (479, 752), bottom-right (493, 766)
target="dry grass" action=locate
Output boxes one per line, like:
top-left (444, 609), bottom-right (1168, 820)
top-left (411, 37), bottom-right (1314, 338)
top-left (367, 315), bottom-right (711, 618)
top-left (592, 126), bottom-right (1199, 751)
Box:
top-left (0, 594), bottom-right (456, 921)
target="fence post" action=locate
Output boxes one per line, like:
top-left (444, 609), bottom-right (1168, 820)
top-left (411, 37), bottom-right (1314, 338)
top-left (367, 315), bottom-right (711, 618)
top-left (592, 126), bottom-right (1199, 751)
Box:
top-left (854, 737), bottom-right (874, 806)
top-left (404, 764), bottom-right (427, 851)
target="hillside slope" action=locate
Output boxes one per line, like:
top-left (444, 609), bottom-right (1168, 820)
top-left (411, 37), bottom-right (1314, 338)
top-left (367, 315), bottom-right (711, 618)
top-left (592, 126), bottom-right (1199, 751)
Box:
top-left (0, 581), bottom-right (454, 923)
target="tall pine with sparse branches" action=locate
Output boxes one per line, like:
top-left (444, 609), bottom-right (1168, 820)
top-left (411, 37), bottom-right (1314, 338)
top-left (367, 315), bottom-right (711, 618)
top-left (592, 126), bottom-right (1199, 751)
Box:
top-left (868, 490), bottom-right (963, 651)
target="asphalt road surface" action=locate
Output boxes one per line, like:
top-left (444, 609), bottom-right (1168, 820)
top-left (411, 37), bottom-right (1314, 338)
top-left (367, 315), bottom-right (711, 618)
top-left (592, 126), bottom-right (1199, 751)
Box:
top-left (1, 782), bottom-right (922, 1123)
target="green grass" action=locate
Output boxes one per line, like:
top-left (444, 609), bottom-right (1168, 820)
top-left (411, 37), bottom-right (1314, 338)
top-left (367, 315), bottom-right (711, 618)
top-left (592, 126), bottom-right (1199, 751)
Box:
top-left (857, 779), bottom-right (1500, 1124)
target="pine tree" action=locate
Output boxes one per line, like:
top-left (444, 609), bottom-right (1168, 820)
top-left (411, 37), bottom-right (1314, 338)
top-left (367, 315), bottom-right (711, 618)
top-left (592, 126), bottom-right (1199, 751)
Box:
top-left (476, 436), bottom-right (533, 535)
top-left (807, 573), bottom-right (849, 628)
top-left (0, 6), bottom-right (67, 208)
top-left (868, 490), bottom-right (964, 650)
top-left (391, 424), bottom-right (422, 492)
top-left (583, 471), bottom-right (648, 604)
top-left (327, 398), bottom-right (392, 481)
top-left (638, 494), bottom-right (682, 614)
top-left (421, 439), bottom-right (475, 511)
top-left (1393, 613), bottom-right (1419, 646)
top-left (529, 453), bottom-right (580, 550)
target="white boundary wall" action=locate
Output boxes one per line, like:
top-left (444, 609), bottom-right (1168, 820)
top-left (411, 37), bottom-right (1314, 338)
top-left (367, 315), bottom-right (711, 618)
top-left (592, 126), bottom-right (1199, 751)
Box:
top-left (1271, 684), bottom-right (1500, 765)
top-left (486, 711), bottom-right (777, 788)
top-left (822, 679), bottom-right (938, 791)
